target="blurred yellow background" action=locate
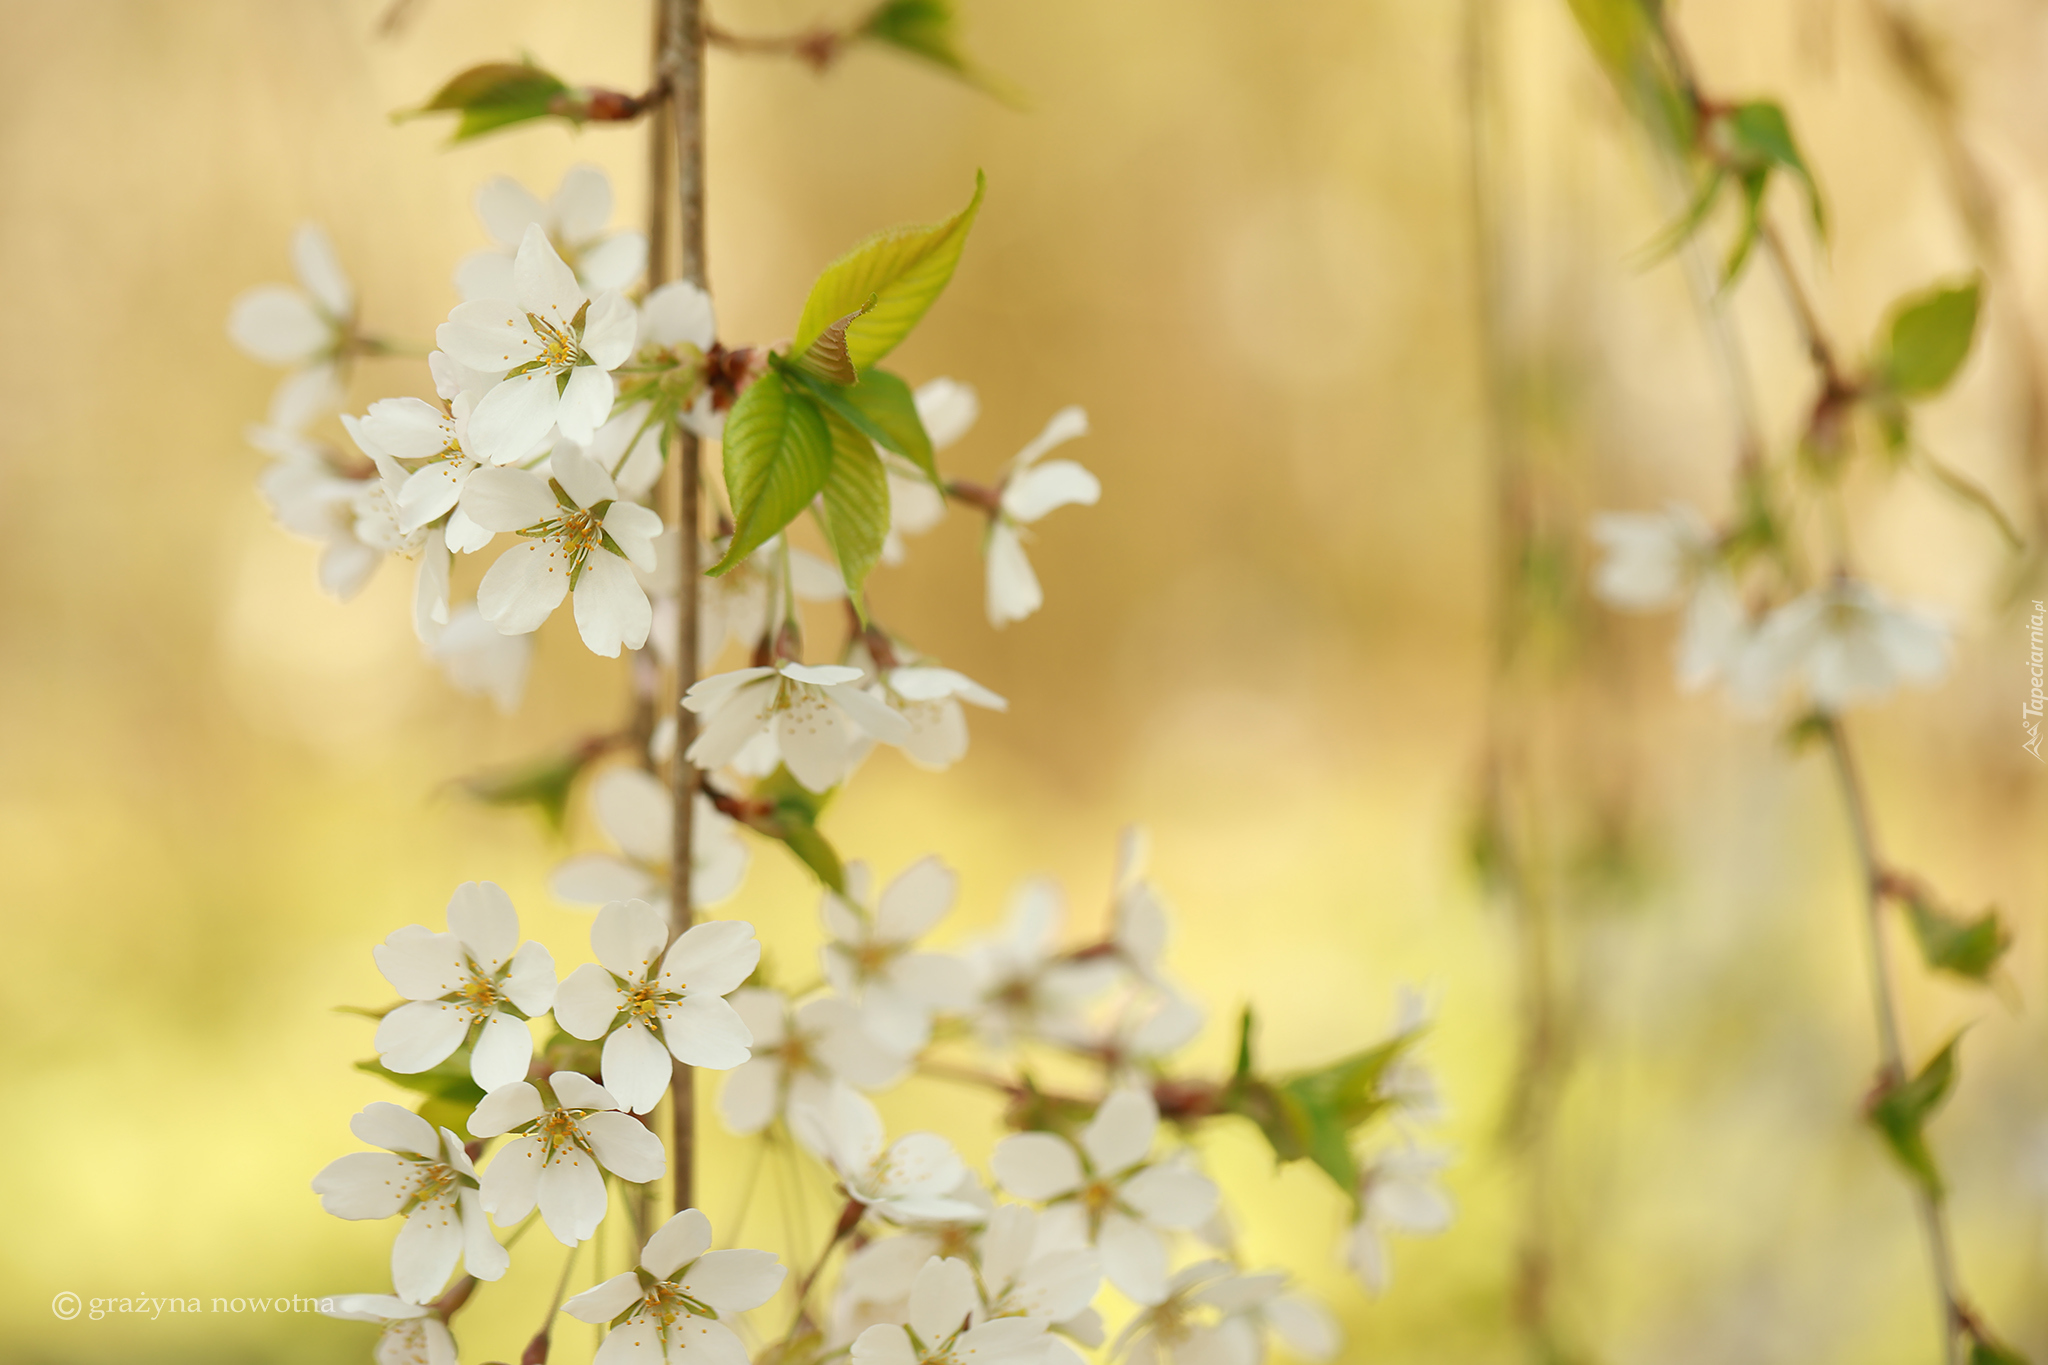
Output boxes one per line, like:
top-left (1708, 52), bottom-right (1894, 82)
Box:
top-left (3, 1), bottom-right (2046, 1362)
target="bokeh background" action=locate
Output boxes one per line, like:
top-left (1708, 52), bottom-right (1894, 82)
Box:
top-left (4, 0), bottom-right (2047, 1361)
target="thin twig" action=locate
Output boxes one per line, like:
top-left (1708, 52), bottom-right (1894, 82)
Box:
top-left (1822, 718), bottom-right (1962, 1363)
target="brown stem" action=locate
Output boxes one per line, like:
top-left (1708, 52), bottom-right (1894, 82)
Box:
top-left (653, 0), bottom-right (708, 1218)
top-left (1823, 717), bottom-right (1963, 1364)
top-left (706, 20), bottom-right (846, 70)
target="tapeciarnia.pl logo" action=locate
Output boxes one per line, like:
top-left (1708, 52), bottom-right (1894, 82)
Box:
top-left (2026, 600), bottom-right (2045, 762)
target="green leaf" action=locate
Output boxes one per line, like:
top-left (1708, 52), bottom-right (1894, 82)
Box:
top-left (754, 766), bottom-right (847, 893)
top-left (1903, 896), bottom-right (2011, 983)
top-left (1866, 1034), bottom-right (1962, 1197)
top-left (1721, 101), bottom-right (1825, 237)
top-left (859, 0), bottom-right (1024, 105)
top-left (793, 298), bottom-right (875, 386)
top-left (1222, 1024), bottom-right (1417, 1205)
top-left (813, 410), bottom-right (893, 602)
top-left (400, 61), bottom-right (572, 143)
top-left (712, 370), bottom-right (834, 576)
top-left (1968, 1336), bottom-right (2032, 1365)
top-left (1782, 711), bottom-right (1833, 754)
top-left (1879, 278), bottom-right (1983, 399)
top-left (839, 369), bottom-right (938, 484)
top-left (354, 1057), bottom-right (487, 1140)
top-left (456, 747), bottom-right (594, 834)
top-left (1561, 0), bottom-right (1694, 152)
top-left (791, 173), bottom-right (986, 376)
top-left (782, 361), bottom-right (939, 482)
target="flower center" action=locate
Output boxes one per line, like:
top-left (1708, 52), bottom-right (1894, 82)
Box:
top-left (455, 969), bottom-right (503, 1020)
top-left (621, 976), bottom-right (682, 1024)
top-left (1081, 1179), bottom-right (1117, 1215)
top-left (401, 1161), bottom-right (459, 1215)
top-left (533, 318), bottom-right (581, 373)
top-left (640, 1282), bottom-right (717, 1333)
top-left (536, 1108), bottom-right (592, 1162)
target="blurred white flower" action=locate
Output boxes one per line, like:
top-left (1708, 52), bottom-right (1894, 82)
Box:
top-left (965, 877), bottom-right (1121, 1051)
top-left (311, 1103), bottom-right (508, 1304)
top-left (562, 1206), bottom-right (786, 1364)
top-left (1197, 1271), bottom-right (1340, 1363)
top-left (793, 1085), bottom-right (981, 1225)
top-left (551, 900), bottom-right (759, 1114)
top-left (437, 226), bottom-right (637, 461)
top-left (1732, 578), bottom-right (1951, 713)
top-left (1344, 1144), bottom-right (1454, 1294)
top-left (850, 1256), bottom-right (1049, 1365)
top-left (460, 447), bottom-right (663, 657)
top-left (821, 858), bottom-right (978, 1052)
top-left (985, 407), bottom-right (1098, 627)
top-left (683, 663), bottom-right (910, 792)
top-left (551, 765), bottom-right (748, 913)
top-left (228, 222), bottom-right (354, 408)
top-left (371, 881), bottom-right (557, 1093)
top-left (976, 1203), bottom-right (1103, 1324)
top-left (320, 1292), bottom-right (458, 1365)
top-left (717, 987), bottom-right (908, 1135)
top-left (471, 1072), bottom-right (666, 1246)
top-left (1590, 505), bottom-right (1749, 690)
top-left (990, 1088), bottom-right (1219, 1305)
top-left (424, 603), bottom-right (534, 713)
top-left (456, 165), bottom-right (648, 302)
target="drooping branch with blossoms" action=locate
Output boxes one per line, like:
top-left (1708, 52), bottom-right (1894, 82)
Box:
top-left (227, 6), bottom-right (1453, 1364)
top-left (1565, 4), bottom-right (2028, 1362)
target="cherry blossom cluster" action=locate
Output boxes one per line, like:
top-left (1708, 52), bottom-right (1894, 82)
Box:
top-left (228, 167), bottom-right (1096, 727)
top-left (237, 158), bottom-right (1449, 1365)
top-left (1589, 503), bottom-right (1950, 714)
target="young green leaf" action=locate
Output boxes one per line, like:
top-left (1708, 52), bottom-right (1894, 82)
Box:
top-left (1866, 1034), bottom-right (1961, 1197)
top-left (400, 61), bottom-right (571, 143)
top-left (793, 297), bottom-right (876, 386)
top-left (455, 746), bottom-right (594, 833)
top-left (1879, 277), bottom-right (1983, 399)
top-left (1903, 895), bottom-right (2011, 983)
top-left (813, 410), bottom-right (893, 602)
top-left (712, 370), bottom-right (834, 575)
top-left (783, 362), bottom-right (939, 483)
top-left (792, 173), bottom-right (986, 376)
top-left (859, 0), bottom-right (1025, 106)
top-left (839, 369), bottom-right (938, 483)
top-left (1967, 1335), bottom-right (2032, 1365)
top-left (753, 766), bottom-right (846, 892)
top-left (353, 1057), bottom-right (487, 1139)
top-left (1722, 101), bottom-right (1825, 237)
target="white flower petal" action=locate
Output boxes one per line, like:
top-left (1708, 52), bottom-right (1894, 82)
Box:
top-left (468, 370), bottom-right (562, 467)
top-left (375, 1001), bottom-right (470, 1075)
top-left (1097, 1212), bottom-right (1168, 1305)
top-left (374, 928), bottom-right (467, 1001)
top-left (563, 1271), bottom-right (644, 1325)
top-left (469, 1081), bottom-right (545, 1139)
top-left (391, 1198), bottom-right (463, 1303)
top-left (350, 1102), bottom-right (441, 1159)
top-left (573, 550), bottom-right (653, 657)
top-left (678, 1247), bottom-right (786, 1313)
top-left (601, 1020), bottom-right (675, 1115)
top-left (477, 537), bottom-right (574, 635)
top-left (991, 1133), bottom-right (1085, 1201)
top-left (1081, 1088), bottom-right (1157, 1174)
top-left (582, 1109), bottom-right (668, 1183)
top-left (1121, 1164), bottom-right (1219, 1231)
top-left (312, 1152), bottom-right (416, 1220)
top-left (554, 962), bottom-right (630, 1040)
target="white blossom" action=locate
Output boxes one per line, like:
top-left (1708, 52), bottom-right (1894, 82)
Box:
top-left (976, 1203), bottom-right (1103, 1325)
top-left (320, 1292), bottom-right (458, 1365)
top-left (562, 1206), bottom-right (786, 1365)
top-left (437, 225), bottom-right (638, 462)
top-left (371, 881), bottom-right (557, 1092)
top-left (718, 987), bottom-right (909, 1135)
top-left (551, 765), bottom-right (749, 914)
top-left (850, 1257), bottom-right (1049, 1365)
top-left (870, 664), bottom-right (1008, 771)
top-left (311, 1103), bottom-right (509, 1303)
top-left (1196, 1272), bottom-right (1340, 1363)
top-left (1732, 577), bottom-right (1951, 713)
top-left (683, 663), bottom-right (911, 793)
top-left (425, 604), bottom-right (534, 713)
top-left (1589, 505), bottom-right (1749, 690)
top-left (1379, 985), bottom-right (1446, 1130)
top-left (457, 165), bottom-right (648, 302)
top-left (228, 222), bottom-right (354, 404)
top-left (471, 1072), bottom-right (667, 1246)
top-left (552, 900), bottom-right (759, 1114)
top-left (985, 406), bottom-right (1098, 627)
top-left (460, 446), bottom-right (663, 657)
top-left (990, 1088), bottom-right (1218, 1305)
top-left (637, 532), bottom-right (845, 670)
top-left (821, 858), bottom-right (978, 1052)
top-left (965, 877), bottom-right (1121, 1050)
top-left (792, 1085), bottom-right (981, 1224)
top-left (1344, 1144), bottom-right (1454, 1294)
